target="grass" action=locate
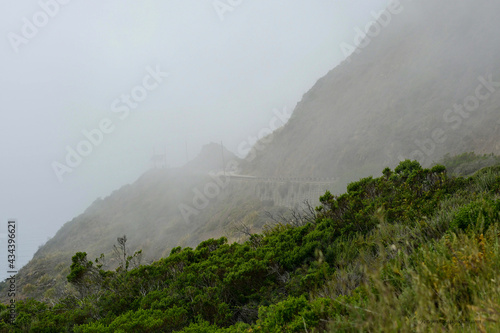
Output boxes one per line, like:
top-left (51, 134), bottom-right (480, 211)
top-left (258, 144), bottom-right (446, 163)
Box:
top-left (315, 166), bottom-right (500, 332)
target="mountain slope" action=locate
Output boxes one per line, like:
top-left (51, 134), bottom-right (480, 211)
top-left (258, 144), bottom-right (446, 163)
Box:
top-left (3, 161), bottom-right (500, 332)
top-left (6, 150), bottom-right (287, 301)
top-left (6, 0), bottom-right (500, 302)
top-left (244, 0), bottom-right (500, 189)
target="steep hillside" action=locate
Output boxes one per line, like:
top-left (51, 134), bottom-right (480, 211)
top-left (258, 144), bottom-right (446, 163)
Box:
top-left (244, 0), bottom-right (500, 189)
top-left (6, 0), bottom-right (500, 303)
top-left (4, 148), bottom-right (288, 301)
top-left (2, 161), bottom-right (500, 332)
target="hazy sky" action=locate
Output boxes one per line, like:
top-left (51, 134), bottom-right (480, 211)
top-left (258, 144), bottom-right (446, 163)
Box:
top-left (0, 0), bottom-right (389, 271)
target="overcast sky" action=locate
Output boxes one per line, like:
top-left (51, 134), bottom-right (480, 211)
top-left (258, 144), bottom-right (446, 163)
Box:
top-left (0, 0), bottom-right (389, 271)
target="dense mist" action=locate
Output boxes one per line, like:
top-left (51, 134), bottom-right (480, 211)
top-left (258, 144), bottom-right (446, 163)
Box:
top-left (0, 0), bottom-right (388, 274)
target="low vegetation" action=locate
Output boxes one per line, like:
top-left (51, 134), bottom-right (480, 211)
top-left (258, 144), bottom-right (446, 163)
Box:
top-left (1, 157), bottom-right (500, 332)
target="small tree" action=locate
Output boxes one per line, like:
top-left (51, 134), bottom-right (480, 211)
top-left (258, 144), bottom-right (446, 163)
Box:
top-left (113, 235), bottom-right (128, 271)
top-left (67, 252), bottom-right (102, 299)
top-left (112, 235), bottom-right (142, 272)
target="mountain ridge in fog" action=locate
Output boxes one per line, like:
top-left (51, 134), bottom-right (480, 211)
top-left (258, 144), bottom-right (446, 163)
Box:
top-left (243, 0), bottom-right (500, 190)
top-left (6, 0), bottom-right (500, 301)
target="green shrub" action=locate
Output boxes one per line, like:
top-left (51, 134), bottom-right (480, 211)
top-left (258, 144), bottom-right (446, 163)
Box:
top-left (451, 199), bottom-right (500, 231)
top-left (4, 159), bottom-right (500, 333)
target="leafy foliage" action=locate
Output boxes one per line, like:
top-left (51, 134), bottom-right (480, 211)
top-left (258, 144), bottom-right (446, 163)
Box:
top-left (2, 160), bottom-right (500, 332)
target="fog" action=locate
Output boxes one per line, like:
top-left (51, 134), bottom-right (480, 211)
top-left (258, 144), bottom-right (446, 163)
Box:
top-left (0, 0), bottom-right (389, 270)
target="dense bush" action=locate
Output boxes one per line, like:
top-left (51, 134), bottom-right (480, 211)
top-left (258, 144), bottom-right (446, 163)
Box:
top-left (2, 160), bottom-right (500, 332)
top-left (451, 199), bottom-right (500, 231)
